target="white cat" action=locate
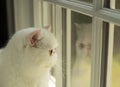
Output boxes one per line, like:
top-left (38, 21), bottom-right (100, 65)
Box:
top-left (0, 27), bottom-right (58, 87)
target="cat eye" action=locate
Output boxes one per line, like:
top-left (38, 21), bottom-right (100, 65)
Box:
top-left (49, 50), bottom-right (53, 56)
top-left (79, 43), bottom-right (85, 49)
top-left (49, 49), bottom-right (56, 56)
top-left (79, 43), bottom-right (91, 49)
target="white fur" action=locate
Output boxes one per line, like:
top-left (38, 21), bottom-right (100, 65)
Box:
top-left (0, 28), bottom-right (58, 87)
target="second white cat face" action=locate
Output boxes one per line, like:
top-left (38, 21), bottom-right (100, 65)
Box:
top-left (75, 23), bottom-right (92, 58)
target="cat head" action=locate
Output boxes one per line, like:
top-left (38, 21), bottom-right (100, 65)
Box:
top-left (7, 26), bottom-right (58, 69)
top-left (74, 23), bottom-right (92, 58)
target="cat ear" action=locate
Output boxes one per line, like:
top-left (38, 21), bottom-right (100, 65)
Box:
top-left (29, 30), bottom-right (41, 47)
top-left (43, 25), bottom-right (51, 31)
top-left (74, 23), bottom-right (80, 28)
top-left (74, 23), bottom-right (83, 30)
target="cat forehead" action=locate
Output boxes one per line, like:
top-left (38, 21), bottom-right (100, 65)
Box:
top-left (16, 28), bottom-right (58, 47)
top-left (15, 28), bottom-right (50, 37)
top-left (42, 32), bottom-right (58, 48)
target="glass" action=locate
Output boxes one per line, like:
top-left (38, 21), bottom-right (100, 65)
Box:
top-left (111, 25), bottom-right (120, 87)
top-left (71, 11), bottom-right (92, 87)
top-left (70, 0), bottom-right (93, 3)
top-left (104, 0), bottom-right (120, 10)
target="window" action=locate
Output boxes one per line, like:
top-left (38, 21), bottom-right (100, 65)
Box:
top-left (34, 0), bottom-right (120, 87)
top-left (106, 23), bottom-right (120, 87)
top-left (111, 25), bottom-right (120, 87)
top-left (104, 0), bottom-right (120, 10)
top-left (12, 0), bottom-right (120, 87)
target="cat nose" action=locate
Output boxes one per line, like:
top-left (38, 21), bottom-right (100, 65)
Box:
top-left (86, 44), bottom-right (91, 50)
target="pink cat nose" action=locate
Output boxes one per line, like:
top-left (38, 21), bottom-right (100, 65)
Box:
top-left (86, 44), bottom-right (91, 50)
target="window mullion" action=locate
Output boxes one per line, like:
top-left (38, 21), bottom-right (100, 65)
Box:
top-left (51, 4), bottom-right (56, 34)
top-left (92, 0), bottom-right (103, 87)
top-left (96, 9), bottom-right (120, 26)
top-left (66, 8), bottom-right (71, 87)
top-left (54, 5), bottom-right (63, 87)
top-left (13, 0), bottom-right (34, 31)
top-left (91, 17), bottom-right (103, 87)
top-left (93, 0), bottom-right (103, 10)
top-left (42, 1), bottom-right (52, 27)
top-left (44, 0), bottom-right (94, 16)
top-left (33, 0), bottom-right (42, 27)
top-left (106, 24), bottom-right (114, 87)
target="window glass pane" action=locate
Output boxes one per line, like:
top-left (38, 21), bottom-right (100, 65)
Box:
top-left (104, 0), bottom-right (120, 10)
top-left (71, 11), bottom-right (92, 87)
top-left (69, 0), bottom-right (93, 3)
top-left (111, 25), bottom-right (120, 87)
top-left (115, 0), bottom-right (120, 9)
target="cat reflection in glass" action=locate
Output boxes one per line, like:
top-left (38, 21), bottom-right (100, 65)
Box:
top-left (72, 23), bottom-right (92, 87)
